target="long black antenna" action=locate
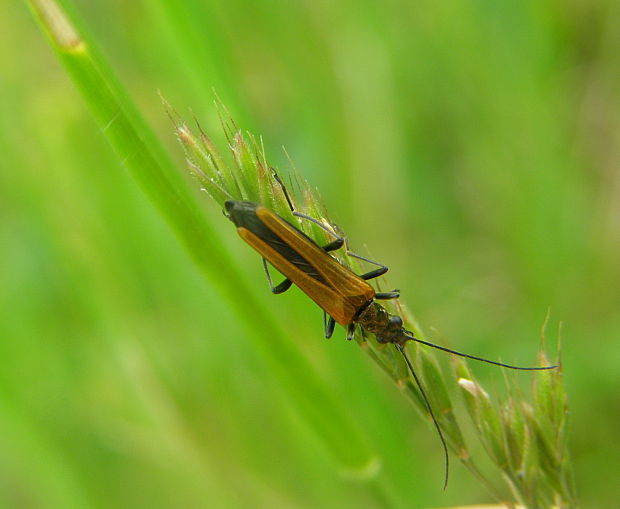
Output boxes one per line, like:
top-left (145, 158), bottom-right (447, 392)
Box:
top-left (403, 331), bottom-right (557, 371)
top-left (271, 169), bottom-right (295, 212)
top-left (395, 344), bottom-right (449, 490)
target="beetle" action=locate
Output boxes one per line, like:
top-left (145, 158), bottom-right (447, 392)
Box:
top-left (224, 199), bottom-right (400, 338)
top-left (223, 179), bottom-right (556, 487)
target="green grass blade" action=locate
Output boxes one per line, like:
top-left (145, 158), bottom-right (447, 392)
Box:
top-left (26, 0), bottom-right (377, 475)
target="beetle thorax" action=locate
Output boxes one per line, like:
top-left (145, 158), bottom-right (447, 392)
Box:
top-left (356, 302), bottom-right (407, 346)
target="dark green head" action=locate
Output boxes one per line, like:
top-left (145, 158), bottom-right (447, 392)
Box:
top-left (224, 200), bottom-right (260, 229)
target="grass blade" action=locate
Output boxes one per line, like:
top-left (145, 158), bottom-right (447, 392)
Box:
top-left (26, 0), bottom-right (377, 475)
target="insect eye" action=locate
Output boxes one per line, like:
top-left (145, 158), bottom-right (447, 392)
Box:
top-left (389, 316), bottom-right (403, 328)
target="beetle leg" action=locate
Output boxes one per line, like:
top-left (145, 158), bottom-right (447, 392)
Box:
top-left (375, 290), bottom-right (400, 300)
top-left (346, 323), bottom-right (356, 341)
top-left (323, 312), bottom-right (336, 339)
top-left (293, 211), bottom-right (344, 246)
top-left (262, 258), bottom-right (293, 294)
top-left (344, 249), bottom-right (389, 280)
top-left (321, 238), bottom-right (344, 252)
top-left (290, 211), bottom-right (346, 253)
top-left (276, 188), bottom-right (388, 281)
top-left (359, 266), bottom-right (388, 280)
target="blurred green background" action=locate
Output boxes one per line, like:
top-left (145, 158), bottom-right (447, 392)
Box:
top-left (2, 1), bottom-right (618, 507)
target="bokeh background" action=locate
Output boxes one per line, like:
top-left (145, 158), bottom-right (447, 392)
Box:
top-left (2, 1), bottom-right (619, 507)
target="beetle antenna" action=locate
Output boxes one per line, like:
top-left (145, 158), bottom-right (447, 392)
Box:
top-left (271, 168), bottom-right (295, 212)
top-left (402, 331), bottom-right (557, 371)
top-left (395, 344), bottom-right (449, 490)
